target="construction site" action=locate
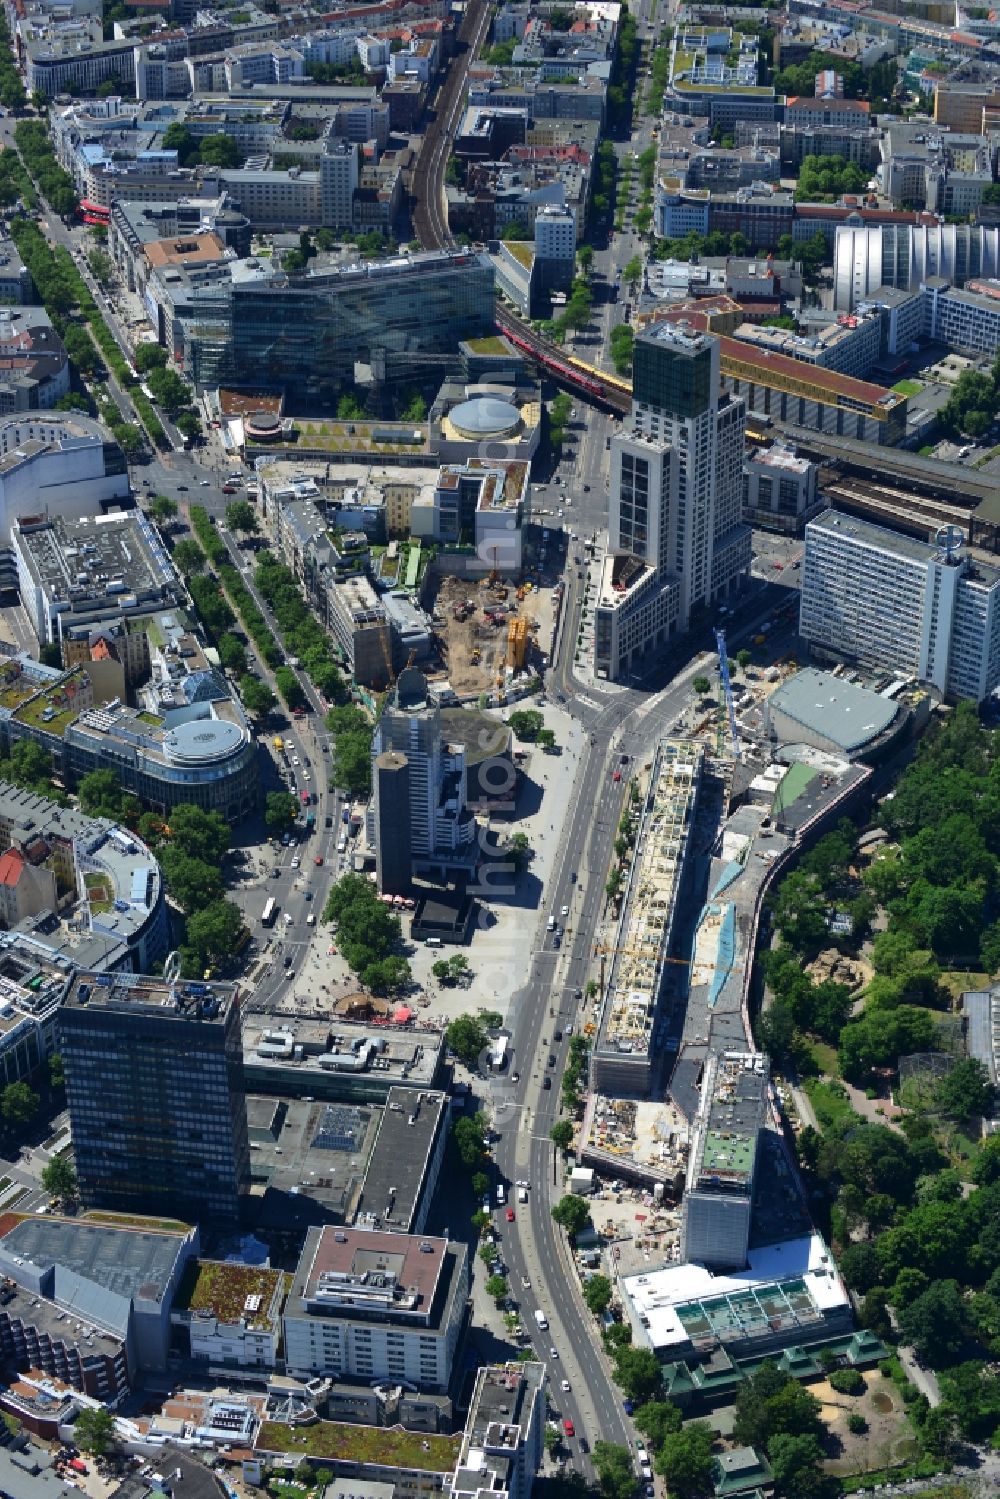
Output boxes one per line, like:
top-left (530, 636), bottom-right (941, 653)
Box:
top-left (429, 571), bottom-right (555, 698)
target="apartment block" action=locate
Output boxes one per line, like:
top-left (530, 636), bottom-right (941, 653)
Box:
top-left (800, 510), bottom-right (1000, 703)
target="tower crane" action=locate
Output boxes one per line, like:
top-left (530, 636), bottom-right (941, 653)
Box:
top-left (715, 627), bottom-right (741, 762)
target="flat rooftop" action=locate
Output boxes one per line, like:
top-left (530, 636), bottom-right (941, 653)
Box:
top-left (355, 1086), bottom-right (447, 1233)
top-left (144, 233), bottom-right (227, 269)
top-left (720, 335), bottom-right (904, 413)
top-left (246, 1094), bottom-right (378, 1230)
top-left (621, 1232), bottom-right (848, 1352)
top-left (255, 1419), bottom-right (461, 1471)
top-left (463, 1361), bottom-right (545, 1454)
top-left (690, 1053), bottom-right (768, 1190)
top-left (769, 667), bottom-right (900, 754)
top-left (242, 1015), bottom-right (443, 1092)
top-left (596, 740), bottom-right (703, 1063)
top-left (12, 513), bottom-right (177, 612)
top-left (806, 506), bottom-right (969, 568)
top-left (289, 1225), bottom-right (448, 1318)
top-left (0, 1213), bottom-right (192, 1314)
top-left (64, 971), bottom-right (238, 1027)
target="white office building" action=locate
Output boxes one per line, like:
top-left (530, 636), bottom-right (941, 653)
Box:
top-left (283, 1226), bottom-right (468, 1391)
top-left (0, 415), bottom-right (130, 550)
top-left (800, 510), bottom-right (1000, 703)
top-left (594, 323), bottom-right (750, 681)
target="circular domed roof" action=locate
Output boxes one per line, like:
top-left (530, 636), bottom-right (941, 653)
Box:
top-left (449, 396), bottom-right (521, 439)
top-left (163, 718), bottom-right (246, 766)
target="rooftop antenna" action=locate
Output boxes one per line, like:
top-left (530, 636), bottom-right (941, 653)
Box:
top-left (936, 523), bottom-right (964, 563)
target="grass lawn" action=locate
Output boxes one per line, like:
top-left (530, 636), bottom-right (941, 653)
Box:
top-left (939, 969), bottom-right (989, 999)
top-left (806, 1038), bottom-right (840, 1076)
top-left (892, 379), bottom-right (923, 396)
top-left (257, 1421), bottom-right (461, 1472)
top-left (802, 1077), bottom-right (855, 1129)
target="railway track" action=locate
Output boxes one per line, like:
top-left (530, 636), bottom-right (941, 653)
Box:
top-left (823, 477), bottom-right (974, 542)
top-left (411, 0), bottom-right (491, 250)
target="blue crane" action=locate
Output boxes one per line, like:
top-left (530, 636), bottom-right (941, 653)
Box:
top-left (715, 627), bottom-right (741, 762)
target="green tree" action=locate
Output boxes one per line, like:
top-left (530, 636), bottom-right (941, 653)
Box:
top-left (184, 899), bottom-right (245, 972)
top-left (551, 1193), bottom-right (590, 1237)
top-left (898, 1279), bottom-right (966, 1366)
top-left (241, 677), bottom-right (276, 718)
top-left (446, 1014), bottom-right (488, 1068)
top-left (612, 1346), bottom-right (663, 1405)
top-left (172, 539), bottom-right (206, 575)
top-left (1, 1082), bottom-right (38, 1128)
top-left (225, 499), bottom-right (258, 535)
top-left (656, 1422), bottom-right (715, 1499)
top-left (937, 1057), bottom-right (995, 1121)
top-left (73, 1407), bottom-right (115, 1456)
top-left (919, 1404), bottom-right (959, 1459)
top-left (149, 494), bottom-right (178, 524)
top-left (593, 1443), bottom-right (637, 1499)
top-left (584, 1274), bottom-right (613, 1315)
top-left (274, 665), bottom-right (305, 709)
top-left (485, 1273), bottom-right (508, 1302)
top-left (452, 1113), bottom-right (487, 1168)
top-left (327, 704), bottom-right (374, 797)
top-left (318, 878), bottom-right (407, 992)
top-left (550, 1119), bottom-right (574, 1151)
top-left (217, 633), bottom-right (248, 677)
top-left (199, 133), bottom-right (240, 168)
top-left (48, 1053), bottom-right (64, 1090)
top-left (160, 849), bottom-right (224, 912)
top-left (508, 708), bottom-right (544, 741)
top-left (635, 1401), bottom-right (682, 1452)
top-left (176, 410), bottom-right (202, 442)
top-left (508, 831), bottom-right (532, 869)
top-left (41, 1156), bottom-right (76, 1200)
top-left (624, 255), bottom-right (643, 289)
top-left (265, 791), bottom-right (299, 834)
top-left (135, 343), bottom-right (168, 373)
top-left (77, 768), bottom-right (128, 819)
top-left (169, 805), bottom-right (229, 864)
top-left (734, 1364), bottom-right (822, 1450)
top-left (692, 675), bottom-right (710, 697)
top-left (767, 1433), bottom-right (824, 1499)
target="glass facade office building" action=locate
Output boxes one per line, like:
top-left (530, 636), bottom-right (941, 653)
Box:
top-left (183, 250), bottom-right (496, 396)
top-left (58, 974), bottom-right (250, 1224)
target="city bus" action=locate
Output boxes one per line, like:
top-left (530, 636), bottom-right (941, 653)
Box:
top-left (261, 897), bottom-right (277, 927)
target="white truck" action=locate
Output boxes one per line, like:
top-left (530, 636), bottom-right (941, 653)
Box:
top-left (534, 1309), bottom-right (549, 1330)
